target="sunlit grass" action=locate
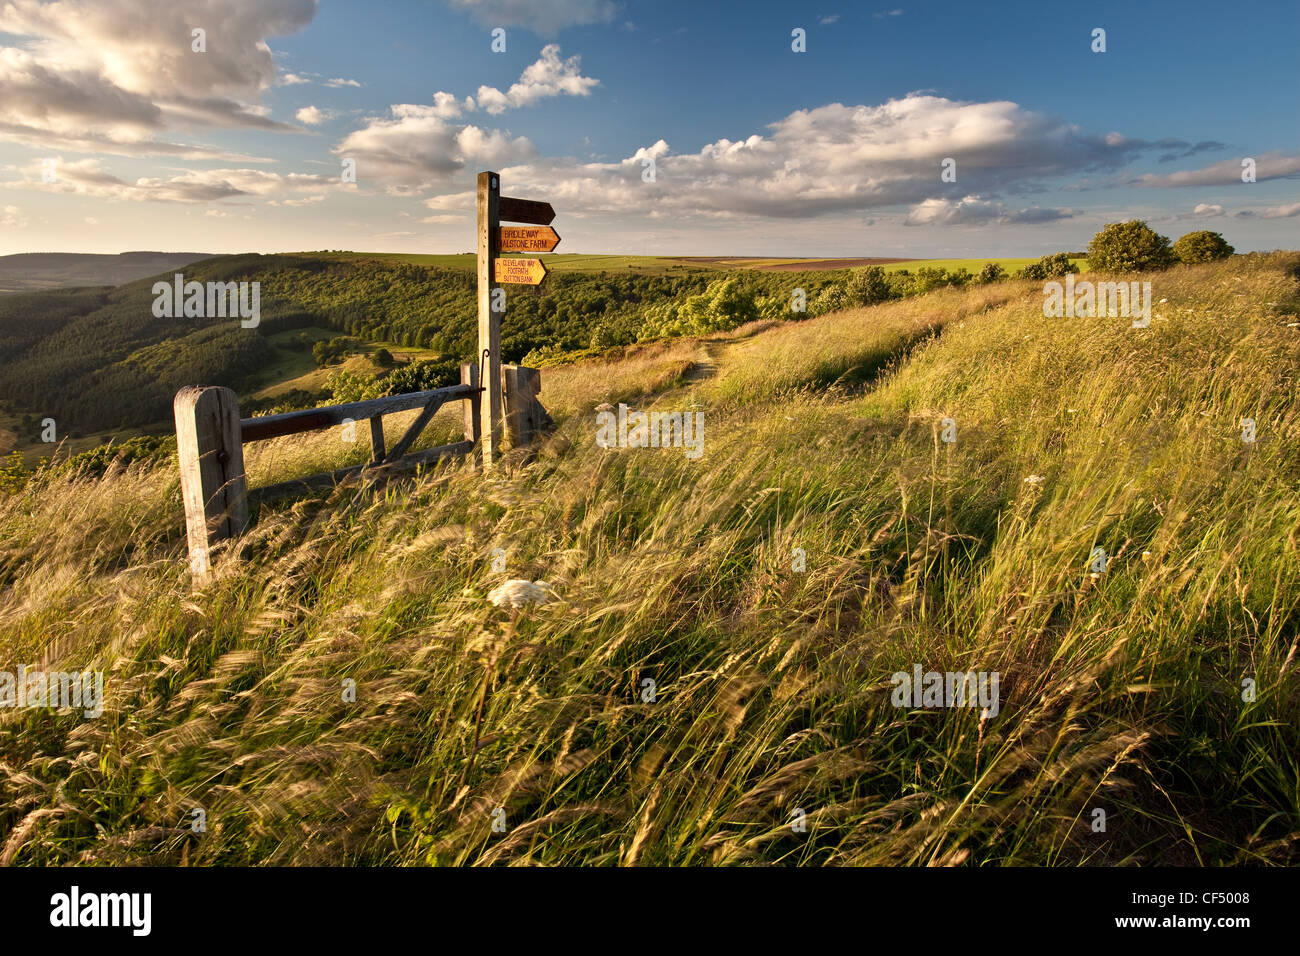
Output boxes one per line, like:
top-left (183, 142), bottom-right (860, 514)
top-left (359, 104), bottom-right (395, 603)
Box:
top-left (1, 253), bottom-right (1297, 866)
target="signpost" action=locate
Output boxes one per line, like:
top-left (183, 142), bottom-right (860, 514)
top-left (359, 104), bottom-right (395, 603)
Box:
top-left (477, 171), bottom-right (559, 467)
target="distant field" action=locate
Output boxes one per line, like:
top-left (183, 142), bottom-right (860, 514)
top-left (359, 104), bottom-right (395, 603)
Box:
top-left (879, 256), bottom-right (1088, 274)
top-left (0, 251), bottom-right (215, 293)
top-left (321, 252), bottom-right (715, 274)
top-left (327, 252), bottom-right (1088, 274)
top-left (676, 256), bottom-right (915, 271)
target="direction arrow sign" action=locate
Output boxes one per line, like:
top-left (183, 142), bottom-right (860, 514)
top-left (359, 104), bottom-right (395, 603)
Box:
top-left (499, 225), bottom-right (561, 253)
top-left (494, 257), bottom-right (548, 285)
top-left (499, 196), bottom-right (555, 225)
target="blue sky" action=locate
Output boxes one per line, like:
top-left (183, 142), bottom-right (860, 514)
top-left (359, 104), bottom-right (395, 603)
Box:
top-left (0, 0), bottom-right (1296, 256)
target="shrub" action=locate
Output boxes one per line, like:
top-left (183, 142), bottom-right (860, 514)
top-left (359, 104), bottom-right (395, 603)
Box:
top-left (381, 358), bottom-right (463, 395)
top-left (810, 283), bottom-right (848, 315)
top-left (0, 450), bottom-right (33, 494)
top-left (977, 262), bottom-right (1006, 284)
top-left (60, 435), bottom-right (175, 479)
top-left (373, 348), bottom-right (394, 367)
top-left (847, 266), bottom-right (893, 305)
top-left (313, 335), bottom-right (362, 367)
top-left (1018, 253), bottom-right (1077, 280)
top-left (1087, 220), bottom-right (1175, 273)
top-left (1173, 230), bottom-right (1235, 264)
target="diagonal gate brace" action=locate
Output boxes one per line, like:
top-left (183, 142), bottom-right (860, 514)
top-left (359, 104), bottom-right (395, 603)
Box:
top-left (383, 394), bottom-right (447, 464)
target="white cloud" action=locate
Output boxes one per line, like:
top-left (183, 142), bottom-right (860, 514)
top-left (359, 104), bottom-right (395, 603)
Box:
top-left (473, 44), bottom-right (598, 114)
top-left (296, 105), bottom-right (328, 125)
top-left (2, 158), bottom-right (333, 204)
top-left (819, 14), bottom-right (840, 25)
top-left (334, 46), bottom-right (594, 189)
top-left (1259, 201), bottom-right (1300, 219)
top-left (1, 204), bottom-right (27, 227)
top-left (326, 77), bottom-right (362, 88)
top-left (335, 105), bottom-right (535, 191)
top-left (0, 0), bottom-right (316, 154)
top-left (1189, 202), bottom-right (1225, 218)
top-left (905, 195), bottom-right (1074, 226)
top-left (446, 0), bottom-right (616, 35)
top-left (431, 91), bottom-right (473, 119)
top-left (1136, 151), bottom-right (1300, 187)
top-left (436, 94), bottom-right (1152, 223)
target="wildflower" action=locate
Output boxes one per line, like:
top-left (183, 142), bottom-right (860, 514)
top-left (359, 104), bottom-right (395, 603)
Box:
top-left (488, 579), bottom-right (551, 608)
top-left (1023, 475), bottom-right (1046, 485)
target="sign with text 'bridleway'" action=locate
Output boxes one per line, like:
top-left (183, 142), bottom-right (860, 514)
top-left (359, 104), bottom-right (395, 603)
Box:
top-left (498, 225), bottom-right (561, 253)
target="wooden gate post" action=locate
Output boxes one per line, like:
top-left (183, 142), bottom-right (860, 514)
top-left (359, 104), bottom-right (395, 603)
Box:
top-left (502, 364), bottom-right (549, 448)
top-left (460, 361), bottom-right (481, 449)
top-left (174, 386), bottom-right (248, 577)
top-left (477, 170), bottom-right (503, 467)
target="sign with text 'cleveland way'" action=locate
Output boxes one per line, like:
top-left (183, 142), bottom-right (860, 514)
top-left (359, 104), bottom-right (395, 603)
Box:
top-left (493, 257), bottom-right (548, 286)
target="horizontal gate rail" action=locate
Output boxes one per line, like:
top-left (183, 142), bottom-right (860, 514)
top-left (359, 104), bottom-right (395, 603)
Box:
top-left (239, 383), bottom-right (479, 443)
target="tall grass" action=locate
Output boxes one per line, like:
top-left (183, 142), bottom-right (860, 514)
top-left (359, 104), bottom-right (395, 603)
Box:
top-left (1, 254), bottom-right (1297, 865)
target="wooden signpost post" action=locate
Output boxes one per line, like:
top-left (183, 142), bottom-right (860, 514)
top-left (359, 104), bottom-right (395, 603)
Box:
top-left (477, 170), bottom-right (558, 466)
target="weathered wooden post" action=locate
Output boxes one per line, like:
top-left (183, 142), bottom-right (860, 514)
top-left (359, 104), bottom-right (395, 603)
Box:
top-left (502, 364), bottom-right (550, 448)
top-left (460, 361), bottom-right (481, 448)
top-left (174, 386), bottom-right (248, 578)
top-left (477, 171), bottom-right (503, 467)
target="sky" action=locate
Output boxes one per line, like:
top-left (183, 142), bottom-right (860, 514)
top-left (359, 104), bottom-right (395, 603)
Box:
top-left (0, 0), bottom-right (1297, 257)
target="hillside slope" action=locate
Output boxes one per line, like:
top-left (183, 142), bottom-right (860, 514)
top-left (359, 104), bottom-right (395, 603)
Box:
top-left (1, 254), bottom-right (1298, 866)
top-left (0, 252), bottom-right (855, 438)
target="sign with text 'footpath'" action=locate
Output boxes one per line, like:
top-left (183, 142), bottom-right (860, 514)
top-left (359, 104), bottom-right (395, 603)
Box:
top-left (493, 257), bottom-right (548, 285)
top-left (499, 196), bottom-right (555, 225)
top-left (499, 225), bottom-right (561, 253)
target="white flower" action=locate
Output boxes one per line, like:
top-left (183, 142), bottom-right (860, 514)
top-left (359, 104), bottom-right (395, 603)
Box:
top-left (488, 579), bottom-right (551, 608)
top-left (1023, 475), bottom-right (1046, 485)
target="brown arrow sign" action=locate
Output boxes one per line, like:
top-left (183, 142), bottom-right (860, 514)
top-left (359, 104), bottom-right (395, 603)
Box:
top-left (499, 225), bottom-right (561, 253)
top-left (494, 257), bottom-right (548, 285)
top-left (499, 196), bottom-right (555, 225)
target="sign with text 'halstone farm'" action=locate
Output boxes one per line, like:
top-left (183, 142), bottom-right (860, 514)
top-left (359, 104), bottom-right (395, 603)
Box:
top-left (498, 225), bottom-right (561, 253)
